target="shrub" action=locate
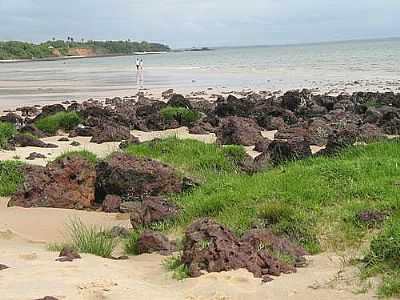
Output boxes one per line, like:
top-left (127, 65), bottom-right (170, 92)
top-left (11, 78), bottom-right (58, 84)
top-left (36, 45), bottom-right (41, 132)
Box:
top-left (35, 112), bottom-right (81, 134)
top-left (160, 106), bottom-right (201, 125)
top-left (163, 254), bottom-right (190, 280)
top-left (67, 218), bottom-right (117, 258)
top-left (0, 160), bottom-right (24, 196)
top-left (0, 122), bottom-right (16, 149)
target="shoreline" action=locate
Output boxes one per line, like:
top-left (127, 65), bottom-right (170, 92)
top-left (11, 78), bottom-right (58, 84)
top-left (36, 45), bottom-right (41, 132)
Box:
top-left (0, 51), bottom-right (168, 64)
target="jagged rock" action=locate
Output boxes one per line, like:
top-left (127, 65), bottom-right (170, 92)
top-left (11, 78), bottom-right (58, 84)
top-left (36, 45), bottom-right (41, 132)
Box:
top-left (70, 141), bottom-right (80, 146)
top-left (254, 138), bottom-right (272, 153)
top-left (182, 219), bottom-right (305, 280)
top-left (0, 264), bottom-right (9, 271)
top-left (9, 156), bottom-right (96, 209)
top-left (130, 196), bottom-right (179, 229)
top-left (69, 125), bottom-right (93, 137)
top-left (35, 104), bottom-right (65, 120)
top-left (102, 195), bottom-right (122, 213)
top-left (16, 106), bottom-right (39, 117)
top-left (95, 153), bottom-right (183, 202)
top-left (137, 231), bottom-right (176, 255)
top-left (216, 116), bottom-right (263, 146)
top-left (162, 89), bottom-right (174, 99)
top-left (167, 94), bottom-right (193, 109)
top-left (19, 124), bottom-right (47, 138)
top-left (12, 134), bottom-right (58, 148)
top-left (25, 152), bottom-right (46, 160)
top-left (322, 127), bottom-right (359, 155)
top-left (56, 246), bottom-right (81, 262)
top-left (0, 113), bottom-right (23, 126)
top-left (215, 95), bottom-right (256, 117)
top-left (58, 137), bottom-right (70, 142)
top-left (109, 226), bottom-right (130, 238)
top-left (280, 89), bottom-right (312, 112)
top-left (90, 122), bottom-right (138, 144)
top-left (268, 137), bottom-right (312, 164)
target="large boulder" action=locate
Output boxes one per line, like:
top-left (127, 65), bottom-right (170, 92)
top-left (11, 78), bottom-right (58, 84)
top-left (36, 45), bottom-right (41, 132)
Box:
top-left (129, 196), bottom-right (180, 229)
top-left (167, 94), bottom-right (193, 109)
top-left (95, 153), bottom-right (183, 202)
top-left (181, 219), bottom-right (306, 281)
top-left (8, 156), bottom-right (96, 209)
top-left (214, 95), bottom-right (256, 117)
top-left (280, 89), bottom-right (312, 112)
top-left (12, 134), bottom-right (58, 148)
top-left (90, 122), bottom-right (138, 144)
top-left (216, 116), bottom-right (263, 146)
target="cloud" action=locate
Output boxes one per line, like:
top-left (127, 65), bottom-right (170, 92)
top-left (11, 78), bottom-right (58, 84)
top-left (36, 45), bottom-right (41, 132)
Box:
top-left (0, 0), bottom-right (399, 47)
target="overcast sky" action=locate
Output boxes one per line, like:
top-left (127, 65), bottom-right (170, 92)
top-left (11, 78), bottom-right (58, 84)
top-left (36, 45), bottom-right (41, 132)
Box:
top-left (0, 0), bottom-right (399, 48)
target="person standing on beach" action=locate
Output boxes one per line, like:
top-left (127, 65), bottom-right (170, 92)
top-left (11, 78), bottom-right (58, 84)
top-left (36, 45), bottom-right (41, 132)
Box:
top-left (139, 58), bottom-right (144, 71)
top-left (136, 58), bottom-right (140, 71)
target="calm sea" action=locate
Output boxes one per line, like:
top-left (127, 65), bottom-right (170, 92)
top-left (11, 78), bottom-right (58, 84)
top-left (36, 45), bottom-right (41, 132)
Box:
top-left (0, 38), bottom-right (399, 109)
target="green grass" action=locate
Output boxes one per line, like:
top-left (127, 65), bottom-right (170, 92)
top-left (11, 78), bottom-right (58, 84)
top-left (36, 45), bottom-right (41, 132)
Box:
top-left (160, 106), bottom-right (201, 125)
top-left (163, 254), bottom-right (190, 280)
top-left (46, 242), bottom-right (74, 252)
top-left (54, 150), bottom-right (98, 165)
top-left (0, 122), bottom-right (16, 149)
top-left (124, 137), bottom-right (244, 176)
top-left (67, 218), bottom-right (117, 258)
top-left (35, 111), bottom-right (81, 134)
top-left (362, 218), bottom-right (400, 298)
top-left (0, 160), bottom-right (24, 196)
top-left (123, 230), bottom-right (141, 255)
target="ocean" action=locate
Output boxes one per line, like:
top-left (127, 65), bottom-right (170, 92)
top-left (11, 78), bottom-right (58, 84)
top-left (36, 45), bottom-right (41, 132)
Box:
top-left (0, 38), bottom-right (399, 109)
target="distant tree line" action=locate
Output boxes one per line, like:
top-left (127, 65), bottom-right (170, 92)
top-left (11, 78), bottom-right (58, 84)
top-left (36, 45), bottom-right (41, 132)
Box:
top-left (0, 39), bottom-right (170, 60)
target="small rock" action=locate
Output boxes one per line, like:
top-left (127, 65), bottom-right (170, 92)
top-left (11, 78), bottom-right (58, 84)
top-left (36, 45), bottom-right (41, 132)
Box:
top-left (25, 152), bottom-right (47, 160)
top-left (109, 226), bottom-right (130, 238)
top-left (58, 137), bottom-right (70, 142)
top-left (70, 141), bottom-right (80, 146)
top-left (56, 246), bottom-right (81, 262)
top-left (137, 230), bottom-right (176, 255)
top-left (0, 264), bottom-right (9, 270)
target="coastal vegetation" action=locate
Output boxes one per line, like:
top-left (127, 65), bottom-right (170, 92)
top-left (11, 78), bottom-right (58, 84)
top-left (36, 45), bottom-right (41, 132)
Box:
top-left (160, 106), bottom-right (202, 126)
top-left (0, 40), bottom-right (170, 60)
top-left (35, 111), bottom-right (81, 134)
top-left (0, 122), bottom-right (16, 149)
top-left (0, 160), bottom-right (23, 196)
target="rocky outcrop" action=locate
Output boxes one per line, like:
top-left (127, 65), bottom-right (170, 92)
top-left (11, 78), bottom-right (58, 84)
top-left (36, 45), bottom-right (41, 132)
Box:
top-left (9, 156), bottom-right (96, 209)
top-left (167, 94), bottom-right (193, 109)
top-left (95, 153), bottom-right (183, 202)
top-left (268, 138), bottom-right (312, 164)
top-left (12, 134), bottom-right (57, 148)
top-left (216, 116), bottom-right (263, 146)
top-left (102, 195), bottom-right (122, 213)
top-left (181, 219), bottom-right (306, 281)
top-left (90, 122), bottom-right (138, 144)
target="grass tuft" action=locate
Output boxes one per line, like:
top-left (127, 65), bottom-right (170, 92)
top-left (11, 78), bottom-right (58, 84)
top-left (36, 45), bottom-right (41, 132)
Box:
top-left (160, 106), bottom-right (201, 125)
top-left (35, 112), bottom-right (81, 134)
top-left (0, 160), bottom-right (24, 196)
top-left (54, 150), bottom-right (98, 165)
top-left (163, 254), bottom-right (190, 280)
top-left (124, 230), bottom-right (141, 255)
top-left (67, 218), bottom-right (117, 258)
top-left (0, 122), bottom-right (16, 149)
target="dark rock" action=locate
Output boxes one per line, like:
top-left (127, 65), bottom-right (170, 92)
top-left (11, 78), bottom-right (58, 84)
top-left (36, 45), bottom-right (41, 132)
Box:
top-left (182, 219), bottom-right (305, 279)
top-left (9, 156), bottom-right (96, 209)
top-left (0, 264), bottom-right (9, 270)
top-left (70, 141), bottom-right (80, 146)
top-left (109, 226), bottom-right (130, 238)
top-left (130, 196), bottom-right (180, 229)
top-left (16, 106), bottom-right (39, 117)
top-left (12, 134), bottom-right (58, 148)
top-left (322, 127), bottom-right (359, 155)
top-left (280, 89), bottom-right (311, 112)
top-left (162, 89), bottom-right (174, 99)
top-left (19, 124), bottom-right (47, 138)
top-left (102, 195), bottom-right (122, 213)
top-left (268, 137), bottom-right (312, 164)
top-left (167, 94), bottom-right (193, 109)
top-left (254, 138), bottom-right (272, 153)
top-left (36, 104), bottom-right (65, 119)
top-left (90, 122), bottom-right (138, 144)
top-left (216, 116), bottom-right (263, 146)
top-left (0, 113), bottom-right (23, 126)
top-left (357, 210), bottom-right (388, 225)
top-left (214, 95), bottom-right (255, 117)
top-left (57, 246), bottom-right (81, 262)
top-left (69, 126), bottom-right (93, 138)
top-left (58, 137), bottom-right (70, 142)
top-left (25, 152), bottom-right (47, 160)
top-left (34, 297), bottom-right (59, 300)
top-left (137, 230), bottom-right (176, 255)
top-left (95, 153), bottom-right (183, 202)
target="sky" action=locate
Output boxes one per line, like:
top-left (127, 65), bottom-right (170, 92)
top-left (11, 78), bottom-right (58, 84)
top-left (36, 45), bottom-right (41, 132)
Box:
top-left (0, 0), bottom-right (399, 48)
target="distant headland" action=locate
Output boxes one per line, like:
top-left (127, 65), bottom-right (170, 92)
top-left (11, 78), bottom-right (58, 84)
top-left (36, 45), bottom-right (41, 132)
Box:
top-left (0, 39), bottom-right (171, 61)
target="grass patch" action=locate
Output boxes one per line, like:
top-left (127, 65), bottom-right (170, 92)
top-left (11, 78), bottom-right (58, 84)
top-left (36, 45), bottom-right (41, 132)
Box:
top-left (124, 136), bottom-right (244, 175)
top-left (35, 111), bottom-right (81, 134)
top-left (0, 122), bottom-right (16, 149)
top-left (46, 242), bottom-right (73, 252)
top-left (54, 150), bottom-right (98, 165)
top-left (160, 106), bottom-right (201, 125)
top-left (67, 218), bottom-right (117, 258)
top-left (163, 254), bottom-right (190, 280)
top-left (123, 230), bottom-right (141, 255)
top-left (0, 160), bottom-right (24, 196)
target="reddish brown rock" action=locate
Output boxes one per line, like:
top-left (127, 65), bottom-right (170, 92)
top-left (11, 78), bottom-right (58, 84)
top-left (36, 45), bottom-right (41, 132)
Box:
top-left (56, 246), bottom-right (81, 262)
top-left (268, 137), bottom-right (312, 164)
top-left (9, 156), bottom-right (96, 210)
top-left (216, 116), bottom-right (263, 146)
top-left (181, 219), bottom-right (305, 280)
top-left (102, 195), bottom-right (122, 213)
top-left (12, 134), bottom-right (57, 148)
top-left (95, 153), bottom-right (183, 202)
top-left (137, 231), bottom-right (176, 255)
